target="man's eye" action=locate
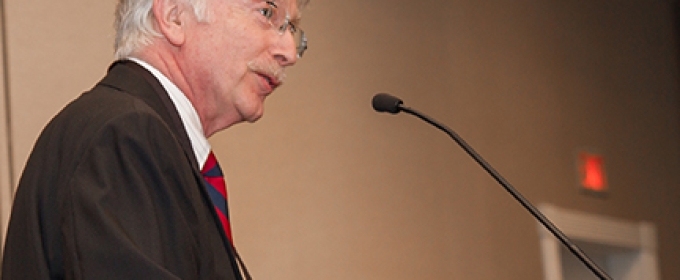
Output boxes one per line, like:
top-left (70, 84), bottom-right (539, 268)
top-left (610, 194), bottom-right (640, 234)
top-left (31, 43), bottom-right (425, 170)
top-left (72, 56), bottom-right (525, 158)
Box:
top-left (260, 1), bottom-right (278, 20)
top-left (259, 7), bottom-right (274, 19)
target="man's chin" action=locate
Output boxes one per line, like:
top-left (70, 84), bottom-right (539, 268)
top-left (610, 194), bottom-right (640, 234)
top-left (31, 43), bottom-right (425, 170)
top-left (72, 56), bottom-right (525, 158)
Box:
top-left (244, 109), bottom-right (264, 123)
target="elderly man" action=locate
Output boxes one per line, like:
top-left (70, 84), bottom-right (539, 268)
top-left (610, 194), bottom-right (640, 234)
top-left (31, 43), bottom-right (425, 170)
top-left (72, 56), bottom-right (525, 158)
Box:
top-left (2, 0), bottom-right (307, 278)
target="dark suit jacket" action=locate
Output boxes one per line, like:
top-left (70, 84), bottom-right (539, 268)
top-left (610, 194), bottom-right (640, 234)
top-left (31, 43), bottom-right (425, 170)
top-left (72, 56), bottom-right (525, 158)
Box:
top-left (2, 61), bottom-right (242, 279)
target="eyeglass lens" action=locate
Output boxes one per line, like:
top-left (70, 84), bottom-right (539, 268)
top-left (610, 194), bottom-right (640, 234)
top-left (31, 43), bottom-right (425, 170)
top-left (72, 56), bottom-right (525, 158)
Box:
top-left (265, 1), bottom-right (306, 58)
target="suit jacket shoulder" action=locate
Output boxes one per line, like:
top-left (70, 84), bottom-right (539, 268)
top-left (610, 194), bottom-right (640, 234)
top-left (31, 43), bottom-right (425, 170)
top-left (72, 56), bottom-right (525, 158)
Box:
top-left (2, 61), bottom-right (240, 280)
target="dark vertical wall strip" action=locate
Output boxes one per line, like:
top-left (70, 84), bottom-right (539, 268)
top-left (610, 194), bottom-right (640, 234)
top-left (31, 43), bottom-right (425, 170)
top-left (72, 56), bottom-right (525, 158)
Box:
top-left (0, 0), bottom-right (13, 190)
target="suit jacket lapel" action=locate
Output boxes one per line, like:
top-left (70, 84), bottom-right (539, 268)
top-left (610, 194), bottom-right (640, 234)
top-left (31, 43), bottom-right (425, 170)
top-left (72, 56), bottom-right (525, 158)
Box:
top-left (100, 60), bottom-right (199, 170)
top-left (98, 60), bottom-right (244, 279)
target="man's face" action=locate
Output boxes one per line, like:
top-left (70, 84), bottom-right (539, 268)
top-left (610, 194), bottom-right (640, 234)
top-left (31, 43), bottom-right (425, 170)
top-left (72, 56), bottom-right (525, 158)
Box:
top-left (180, 0), bottom-right (300, 132)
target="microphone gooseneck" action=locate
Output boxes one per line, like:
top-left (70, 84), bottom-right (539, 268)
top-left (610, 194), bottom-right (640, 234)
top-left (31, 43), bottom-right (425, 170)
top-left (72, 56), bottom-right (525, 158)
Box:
top-left (371, 93), bottom-right (612, 280)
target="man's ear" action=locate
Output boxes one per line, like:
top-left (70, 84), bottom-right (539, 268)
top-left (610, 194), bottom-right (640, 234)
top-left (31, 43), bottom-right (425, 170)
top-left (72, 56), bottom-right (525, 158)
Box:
top-left (153, 0), bottom-right (187, 46)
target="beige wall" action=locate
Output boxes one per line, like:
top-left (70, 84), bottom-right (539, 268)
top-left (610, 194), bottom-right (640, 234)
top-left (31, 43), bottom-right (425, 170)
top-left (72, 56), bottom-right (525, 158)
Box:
top-left (1, 0), bottom-right (679, 279)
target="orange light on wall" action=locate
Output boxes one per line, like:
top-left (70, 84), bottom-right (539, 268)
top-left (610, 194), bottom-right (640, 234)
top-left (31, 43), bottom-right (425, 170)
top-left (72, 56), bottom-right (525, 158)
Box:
top-left (578, 152), bottom-right (607, 192)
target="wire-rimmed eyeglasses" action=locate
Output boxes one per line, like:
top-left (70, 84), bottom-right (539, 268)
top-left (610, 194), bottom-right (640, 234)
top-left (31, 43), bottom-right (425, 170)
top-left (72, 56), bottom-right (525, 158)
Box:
top-left (260, 1), bottom-right (307, 58)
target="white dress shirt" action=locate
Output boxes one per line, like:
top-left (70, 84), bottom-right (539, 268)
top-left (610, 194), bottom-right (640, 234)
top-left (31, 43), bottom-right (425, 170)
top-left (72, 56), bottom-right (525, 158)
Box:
top-left (128, 58), bottom-right (211, 169)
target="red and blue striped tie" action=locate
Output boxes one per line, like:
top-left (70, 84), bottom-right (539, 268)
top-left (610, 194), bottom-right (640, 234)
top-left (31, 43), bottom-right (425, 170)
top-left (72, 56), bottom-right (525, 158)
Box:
top-left (201, 151), bottom-right (233, 243)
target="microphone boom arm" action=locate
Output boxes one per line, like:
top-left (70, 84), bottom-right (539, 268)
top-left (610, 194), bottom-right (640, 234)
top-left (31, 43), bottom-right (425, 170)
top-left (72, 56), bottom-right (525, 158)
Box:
top-left (397, 104), bottom-right (613, 280)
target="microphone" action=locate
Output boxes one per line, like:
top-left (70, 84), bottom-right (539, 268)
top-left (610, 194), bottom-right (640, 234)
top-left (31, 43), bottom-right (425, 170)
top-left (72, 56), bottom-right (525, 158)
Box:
top-left (372, 93), bottom-right (404, 114)
top-left (371, 93), bottom-right (612, 280)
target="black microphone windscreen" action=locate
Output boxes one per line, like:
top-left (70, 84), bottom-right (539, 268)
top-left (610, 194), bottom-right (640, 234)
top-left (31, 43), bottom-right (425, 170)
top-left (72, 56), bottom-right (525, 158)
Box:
top-left (372, 93), bottom-right (403, 114)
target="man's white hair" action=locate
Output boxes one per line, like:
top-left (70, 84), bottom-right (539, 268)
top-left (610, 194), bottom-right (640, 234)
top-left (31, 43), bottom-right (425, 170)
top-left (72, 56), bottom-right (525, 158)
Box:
top-left (113, 0), bottom-right (310, 59)
top-left (114, 0), bottom-right (208, 59)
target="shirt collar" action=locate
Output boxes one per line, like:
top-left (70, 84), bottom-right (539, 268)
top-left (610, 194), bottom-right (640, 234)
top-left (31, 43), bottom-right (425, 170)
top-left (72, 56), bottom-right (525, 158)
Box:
top-left (127, 57), bottom-right (212, 169)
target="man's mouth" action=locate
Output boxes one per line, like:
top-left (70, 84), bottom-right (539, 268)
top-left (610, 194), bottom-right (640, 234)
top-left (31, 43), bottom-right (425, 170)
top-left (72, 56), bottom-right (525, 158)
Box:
top-left (248, 60), bottom-right (285, 92)
top-left (261, 73), bottom-right (281, 89)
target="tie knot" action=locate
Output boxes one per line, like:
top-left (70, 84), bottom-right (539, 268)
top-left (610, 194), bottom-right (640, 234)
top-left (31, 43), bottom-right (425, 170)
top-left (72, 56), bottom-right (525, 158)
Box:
top-left (202, 152), bottom-right (223, 177)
